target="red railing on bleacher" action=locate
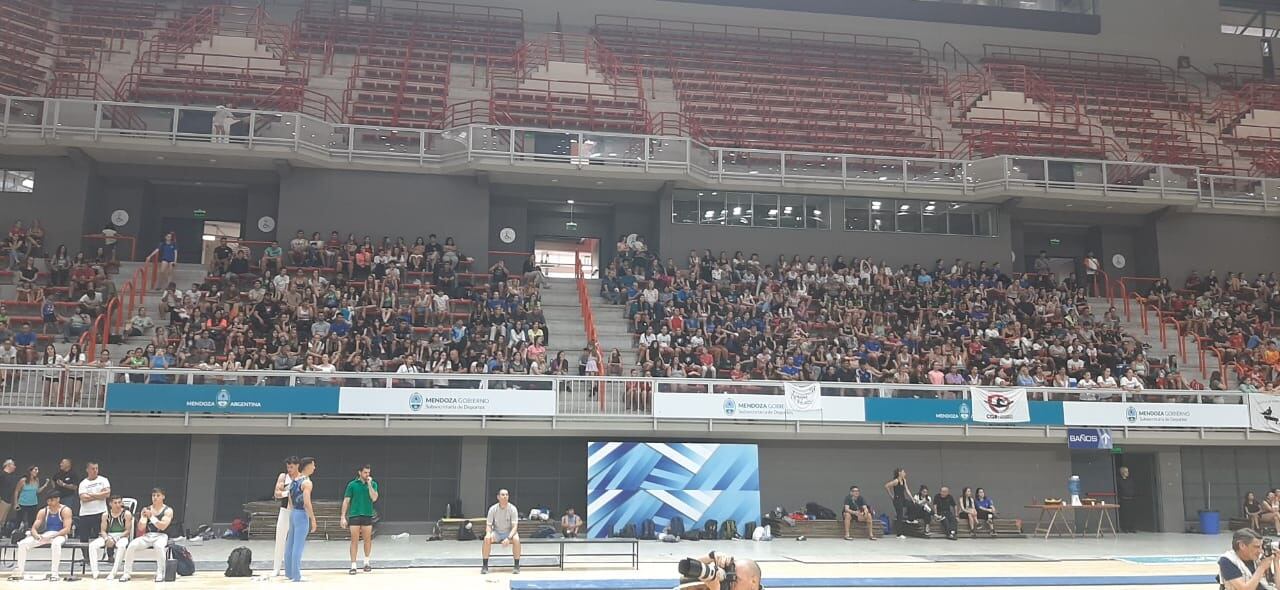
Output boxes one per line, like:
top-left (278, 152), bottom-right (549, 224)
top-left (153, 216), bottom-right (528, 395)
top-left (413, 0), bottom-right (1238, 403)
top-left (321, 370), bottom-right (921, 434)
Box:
top-left (574, 246), bottom-right (607, 411)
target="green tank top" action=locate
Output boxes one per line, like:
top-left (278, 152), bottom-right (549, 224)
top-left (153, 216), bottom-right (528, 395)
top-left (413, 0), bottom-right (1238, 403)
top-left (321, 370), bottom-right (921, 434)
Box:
top-left (106, 511), bottom-right (128, 534)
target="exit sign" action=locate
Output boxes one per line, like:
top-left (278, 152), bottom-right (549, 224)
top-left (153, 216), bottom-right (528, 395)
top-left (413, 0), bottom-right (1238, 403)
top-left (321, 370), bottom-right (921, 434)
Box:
top-left (193, 209), bottom-right (207, 218)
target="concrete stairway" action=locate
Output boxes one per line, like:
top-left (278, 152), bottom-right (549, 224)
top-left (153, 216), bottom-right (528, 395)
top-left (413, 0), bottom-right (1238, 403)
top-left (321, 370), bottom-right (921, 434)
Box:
top-left (1089, 296), bottom-right (1191, 374)
top-left (588, 279), bottom-right (636, 366)
top-left (539, 278), bottom-right (589, 363)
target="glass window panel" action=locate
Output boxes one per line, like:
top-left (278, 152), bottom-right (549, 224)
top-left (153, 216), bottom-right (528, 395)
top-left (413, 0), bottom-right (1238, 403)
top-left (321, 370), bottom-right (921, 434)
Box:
top-left (1, 170), bottom-right (35, 193)
top-left (698, 191), bottom-right (725, 225)
top-left (753, 193), bottom-right (779, 228)
top-left (844, 197), bottom-right (869, 231)
top-left (895, 200), bottom-right (921, 233)
top-left (779, 195), bottom-right (805, 229)
top-left (805, 196), bottom-right (829, 230)
top-left (869, 199), bottom-right (890, 232)
top-left (672, 191), bottom-right (698, 224)
top-left (921, 200), bottom-right (946, 234)
top-left (726, 192), bottom-right (752, 226)
top-left (948, 202), bottom-right (976, 236)
top-left (976, 207), bottom-right (995, 236)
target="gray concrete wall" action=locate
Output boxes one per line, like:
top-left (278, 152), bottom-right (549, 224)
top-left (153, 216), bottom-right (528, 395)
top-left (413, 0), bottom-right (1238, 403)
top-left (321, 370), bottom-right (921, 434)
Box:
top-left (0, 154), bottom-right (93, 254)
top-left (1155, 213), bottom-right (1280, 283)
top-left (277, 169), bottom-right (490, 266)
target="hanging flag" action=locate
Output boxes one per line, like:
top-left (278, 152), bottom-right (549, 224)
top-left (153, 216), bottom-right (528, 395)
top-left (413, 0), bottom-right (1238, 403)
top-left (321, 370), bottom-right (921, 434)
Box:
top-left (784, 382), bottom-right (822, 413)
top-left (970, 387), bottom-right (1030, 423)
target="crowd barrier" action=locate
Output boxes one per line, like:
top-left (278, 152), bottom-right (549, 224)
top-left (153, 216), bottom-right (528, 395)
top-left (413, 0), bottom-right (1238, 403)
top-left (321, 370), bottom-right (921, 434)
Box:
top-left (0, 365), bottom-right (1271, 433)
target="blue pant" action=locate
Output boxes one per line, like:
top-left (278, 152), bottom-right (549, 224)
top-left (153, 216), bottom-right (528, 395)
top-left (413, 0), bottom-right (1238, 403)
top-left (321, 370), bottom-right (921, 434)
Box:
top-left (283, 508), bottom-right (309, 581)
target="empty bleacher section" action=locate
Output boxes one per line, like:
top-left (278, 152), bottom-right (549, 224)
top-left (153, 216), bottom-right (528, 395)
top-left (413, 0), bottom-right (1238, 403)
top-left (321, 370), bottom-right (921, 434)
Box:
top-left (291, 0), bottom-right (523, 128)
top-left (1209, 76), bottom-right (1280, 176)
top-left (0, 0), bottom-right (56, 97)
top-left (488, 33), bottom-right (648, 134)
top-left (593, 15), bottom-right (945, 156)
top-left (974, 45), bottom-right (1238, 174)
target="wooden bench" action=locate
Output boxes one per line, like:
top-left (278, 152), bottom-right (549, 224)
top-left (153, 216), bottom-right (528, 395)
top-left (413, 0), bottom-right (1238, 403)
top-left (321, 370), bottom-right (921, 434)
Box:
top-left (244, 500), bottom-right (356, 540)
top-left (774, 517), bottom-right (1022, 539)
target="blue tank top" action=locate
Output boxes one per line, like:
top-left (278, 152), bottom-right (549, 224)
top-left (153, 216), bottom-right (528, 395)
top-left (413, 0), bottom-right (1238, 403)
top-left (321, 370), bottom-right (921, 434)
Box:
top-left (290, 477), bottom-right (308, 508)
top-left (159, 242), bottom-right (178, 262)
top-left (18, 481), bottom-right (38, 506)
top-left (44, 507), bottom-right (65, 532)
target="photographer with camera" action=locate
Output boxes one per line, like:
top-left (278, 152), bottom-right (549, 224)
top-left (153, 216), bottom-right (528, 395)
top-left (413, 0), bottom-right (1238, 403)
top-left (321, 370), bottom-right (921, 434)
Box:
top-left (676, 551), bottom-right (763, 590)
top-left (1219, 529), bottom-right (1279, 590)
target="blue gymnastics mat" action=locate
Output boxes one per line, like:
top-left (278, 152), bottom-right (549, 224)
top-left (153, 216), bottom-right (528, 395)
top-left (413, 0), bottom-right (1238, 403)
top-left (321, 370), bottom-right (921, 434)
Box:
top-left (510, 574), bottom-right (1215, 589)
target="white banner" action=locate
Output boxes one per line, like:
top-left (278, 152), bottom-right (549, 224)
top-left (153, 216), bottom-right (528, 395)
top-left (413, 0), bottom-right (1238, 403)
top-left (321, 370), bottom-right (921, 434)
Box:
top-left (1248, 394), bottom-right (1280, 433)
top-left (653, 392), bottom-right (863, 422)
top-left (337, 387), bottom-right (556, 416)
top-left (970, 387), bottom-right (1030, 423)
top-left (784, 382), bottom-right (822, 413)
top-left (1062, 401), bottom-right (1248, 428)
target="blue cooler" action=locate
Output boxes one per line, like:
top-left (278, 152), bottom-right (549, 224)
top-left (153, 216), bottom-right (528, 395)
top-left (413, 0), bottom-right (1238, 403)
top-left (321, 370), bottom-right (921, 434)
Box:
top-left (1198, 510), bottom-right (1220, 535)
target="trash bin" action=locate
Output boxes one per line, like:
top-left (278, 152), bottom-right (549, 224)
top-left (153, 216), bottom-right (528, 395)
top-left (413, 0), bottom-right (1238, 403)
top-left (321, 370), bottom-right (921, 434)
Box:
top-left (1198, 510), bottom-right (1220, 535)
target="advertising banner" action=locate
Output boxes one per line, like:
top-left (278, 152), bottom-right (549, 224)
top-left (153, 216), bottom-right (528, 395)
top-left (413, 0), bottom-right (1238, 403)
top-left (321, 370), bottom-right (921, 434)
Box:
top-left (1062, 401), bottom-right (1248, 428)
top-left (970, 387), bottom-right (1030, 423)
top-left (587, 442), bottom-right (760, 539)
top-left (337, 387), bottom-right (556, 416)
top-left (105, 384), bottom-right (339, 414)
top-left (1247, 394), bottom-right (1280, 433)
top-left (865, 398), bottom-right (1064, 425)
top-left (652, 392), bottom-right (863, 422)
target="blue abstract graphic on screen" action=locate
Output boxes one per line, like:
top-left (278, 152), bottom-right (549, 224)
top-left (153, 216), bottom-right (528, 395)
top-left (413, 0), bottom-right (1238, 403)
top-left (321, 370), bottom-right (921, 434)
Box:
top-left (586, 442), bottom-right (760, 539)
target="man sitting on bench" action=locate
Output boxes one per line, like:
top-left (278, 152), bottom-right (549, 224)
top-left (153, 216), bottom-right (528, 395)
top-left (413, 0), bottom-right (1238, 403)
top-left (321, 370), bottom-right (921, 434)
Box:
top-left (120, 487), bottom-right (173, 583)
top-left (10, 494), bottom-right (73, 581)
top-left (481, 489), bottom-right (521, 575)
top-left (842, 486), bottom-right (877, 541)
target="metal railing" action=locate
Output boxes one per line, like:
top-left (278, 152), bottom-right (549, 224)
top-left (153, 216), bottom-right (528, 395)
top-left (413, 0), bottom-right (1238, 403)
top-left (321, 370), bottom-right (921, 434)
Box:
top-left (0, 93), bottom-right (1274, 211)
top-left (0, 364), bottom-right (1252, 423)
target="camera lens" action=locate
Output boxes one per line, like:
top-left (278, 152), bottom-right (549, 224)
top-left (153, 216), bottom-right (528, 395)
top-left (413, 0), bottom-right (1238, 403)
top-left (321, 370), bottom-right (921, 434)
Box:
top-left (678, 558), bottom-right (717, 582)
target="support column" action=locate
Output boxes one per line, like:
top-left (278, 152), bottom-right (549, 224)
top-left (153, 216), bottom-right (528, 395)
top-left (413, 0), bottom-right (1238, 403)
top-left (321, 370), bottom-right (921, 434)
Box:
top-left (459, 437), bottom-right (489, 518)
top-left (1156, 449), bottom-right (1185, 533)
top-left (184, 435), bottom-right (220, 526)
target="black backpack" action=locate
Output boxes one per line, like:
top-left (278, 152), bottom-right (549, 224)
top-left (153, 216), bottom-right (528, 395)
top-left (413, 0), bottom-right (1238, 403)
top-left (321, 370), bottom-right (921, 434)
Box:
top-left (720, 519), bottom-right (738, 540)
top-left (680, 530), bottom-right (702, 541)
top-left (617, 523), bottom-right (637, 538)
top-left (669, 517), bottom-right (686, 538)
top-left (169, 544), bottom-right (196, 577)
top-left (640, 520), bottom-right (657, 540)
top-left (744, 522), bottom-right (757, 539)
top-left (806, 502), bottom-right (838, 520)
top-left (532, 526), bottom-right (557, 539)
top-left (703, 519), bottom-right (719, 538)
top-left (457, 521), bottom-right (477, 541)
top-left (224, 546), bottom-right (253, 577)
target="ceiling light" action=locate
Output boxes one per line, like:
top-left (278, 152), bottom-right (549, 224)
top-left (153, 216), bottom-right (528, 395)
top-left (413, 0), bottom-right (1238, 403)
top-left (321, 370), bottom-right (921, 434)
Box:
top-left (201, 235), bottom-right (217, 241)
top-left (732, 207), bottom-right (742, 215)
top-left (813, 210), bottom-right (822, 215)
top-left (704, 211), bottom-right (715, 218)
top-left (878, 176), bottom-right (888, 181)
top-left (20, 178), bottom-right (34, 189)
top-left (871, 201), bottom-right (882, 210)
top-left (900, 204), bottom-right (910, 211)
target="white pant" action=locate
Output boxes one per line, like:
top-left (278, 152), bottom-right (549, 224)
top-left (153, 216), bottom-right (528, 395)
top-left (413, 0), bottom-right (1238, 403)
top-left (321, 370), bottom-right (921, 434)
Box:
top-left (15, 532), bottom-right (67, 576)
top-left (88, 533), bottom-right (129, 577)
top-left (123, 532), bottom-right (167, 580)
top-left (271, 507), bottom-right (290, 576)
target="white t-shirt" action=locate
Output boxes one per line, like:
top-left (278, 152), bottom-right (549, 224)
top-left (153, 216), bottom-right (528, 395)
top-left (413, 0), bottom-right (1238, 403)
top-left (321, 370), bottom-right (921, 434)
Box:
top-left (79, 475), bottom-right (111, 515)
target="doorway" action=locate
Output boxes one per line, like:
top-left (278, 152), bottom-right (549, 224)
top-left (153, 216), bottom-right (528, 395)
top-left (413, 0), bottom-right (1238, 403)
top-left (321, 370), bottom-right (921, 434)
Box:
top-left (159, 218), bottom-right (206, 265)
top-left (1115, 452), bottom-right (1160, 532)
top-left (534, 238), bottom-right (598, 279)
top-left (199, 220), bottom-right (243, 266)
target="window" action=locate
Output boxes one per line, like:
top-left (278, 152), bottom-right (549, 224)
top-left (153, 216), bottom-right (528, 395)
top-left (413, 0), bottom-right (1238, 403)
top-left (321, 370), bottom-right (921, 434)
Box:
top-left (921, 201), bottom-right (947, 234)
top-left (779, 195), bottom-right (805, 229)
top-left (0, 170), bottom-right (34, 193)
top-left (845, 198), bottom-right (869, 231)
top-left (698, 191), bottom-right (725, 225)
top-left (806, 196), bottom-right (830, 230)
top-left (753, 193), bottom-right (778, 228)
top-left (895, 200), bottom-right (921, 233)
top-left (844, 197), bottom-right (997, 237)
top-left (672, 192), bottom-right (698, 224)
top-left (726, 192), bottom-right (752, 226)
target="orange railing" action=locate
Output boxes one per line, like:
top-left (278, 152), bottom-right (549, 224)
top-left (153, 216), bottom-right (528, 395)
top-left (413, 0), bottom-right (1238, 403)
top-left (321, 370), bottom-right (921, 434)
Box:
top-left (80, 248), bottom-right (154, 362)
top-left (574, 244), bottom-right (606, 411)
top-left (1115, 276), bottom-right (1163, 322)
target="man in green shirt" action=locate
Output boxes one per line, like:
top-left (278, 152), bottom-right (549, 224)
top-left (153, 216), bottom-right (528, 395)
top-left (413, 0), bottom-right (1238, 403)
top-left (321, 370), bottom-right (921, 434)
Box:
top-left (340, 465), bottom-right (379, 575)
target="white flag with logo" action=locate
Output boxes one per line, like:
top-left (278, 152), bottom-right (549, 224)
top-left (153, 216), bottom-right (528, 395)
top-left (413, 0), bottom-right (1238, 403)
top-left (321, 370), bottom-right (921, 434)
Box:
top-left (784, 382), bottom-right (822, 414)
top-left (1248, 393), bottom-right (1280, 433)
top-left (970, 387), bottom-right (1030, 423)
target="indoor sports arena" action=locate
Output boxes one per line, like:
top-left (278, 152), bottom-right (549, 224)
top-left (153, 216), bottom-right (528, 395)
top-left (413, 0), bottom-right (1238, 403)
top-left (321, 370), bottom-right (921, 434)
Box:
top-left (2, 0), bottom-right (1280, 588)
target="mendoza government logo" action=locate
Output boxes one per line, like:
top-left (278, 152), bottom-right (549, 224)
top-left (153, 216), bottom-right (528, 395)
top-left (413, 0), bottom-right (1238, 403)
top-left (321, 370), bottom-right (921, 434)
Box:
top-left (406, 392), bottom-right (490, 412)
top-left (723, 397), bottom-right (784, 417)
top-left (1126, 404), bottom-right (1192, 424)
top-left (185, 388), bottom-right (263, 409)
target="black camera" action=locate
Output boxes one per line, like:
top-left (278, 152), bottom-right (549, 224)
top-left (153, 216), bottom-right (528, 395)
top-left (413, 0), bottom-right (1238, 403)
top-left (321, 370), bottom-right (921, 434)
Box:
top-left (679, 557), bottom-right (736, 587)
top-left (1264, 538), bottom-right (1280, 558)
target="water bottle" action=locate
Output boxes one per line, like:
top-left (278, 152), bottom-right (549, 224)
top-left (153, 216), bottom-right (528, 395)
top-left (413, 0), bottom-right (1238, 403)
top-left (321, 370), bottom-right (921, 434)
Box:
top-left (1068, 475), bottom-right (1082, 506)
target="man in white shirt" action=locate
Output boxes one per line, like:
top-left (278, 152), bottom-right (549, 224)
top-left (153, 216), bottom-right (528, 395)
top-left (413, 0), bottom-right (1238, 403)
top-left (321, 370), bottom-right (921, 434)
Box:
top-left (1083, 252), bottom-right (1100, 296)
top-left (77, 462), bottom-right (112, 565)
top-left (481, 489), bottom-right (521, 575)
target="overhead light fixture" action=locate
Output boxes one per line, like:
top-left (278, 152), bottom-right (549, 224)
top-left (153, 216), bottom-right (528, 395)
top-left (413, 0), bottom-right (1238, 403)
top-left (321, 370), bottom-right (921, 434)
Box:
top-left (567, 199), bottom-right (575, 204)
top-left (201, 235), bottom-right (217, 242)
top-left (871, 201), bottom-right (882, 210)
top-left (732, 207), bottom-right (742, 215)
top-left (20, 178), bottom-right (34, 189)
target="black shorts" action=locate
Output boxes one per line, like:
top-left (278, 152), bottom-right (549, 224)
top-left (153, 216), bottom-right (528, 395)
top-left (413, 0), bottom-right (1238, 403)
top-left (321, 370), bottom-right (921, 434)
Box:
top-left (347, 516), bottom-right (373, 527)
